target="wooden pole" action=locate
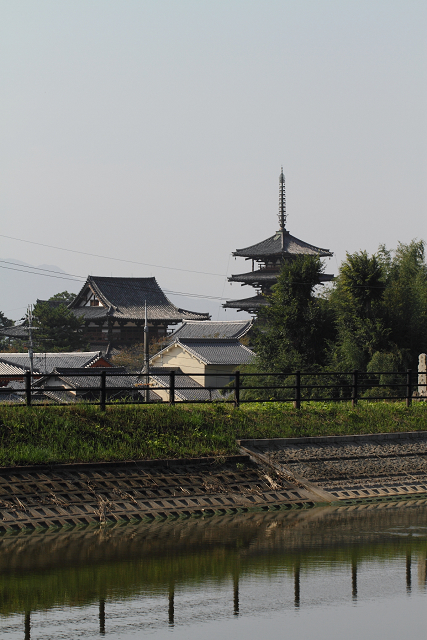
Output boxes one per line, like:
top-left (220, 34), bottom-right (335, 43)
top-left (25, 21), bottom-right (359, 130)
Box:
top-left (144, 301), bottom-right (150, 402)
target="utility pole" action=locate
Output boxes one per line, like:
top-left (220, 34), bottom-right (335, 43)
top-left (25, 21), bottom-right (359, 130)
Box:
top-left (27, 305), bottom-right (34, 379)
top-left (144, 301), bottom-right (149, 402)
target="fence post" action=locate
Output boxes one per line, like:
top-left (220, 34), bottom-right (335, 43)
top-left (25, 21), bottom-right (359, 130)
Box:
top-left (100, 370), bottom-right (106, 411)
top-left (25, 371), bottom-right (31, 407)
top-left (234, 370), bottom-right (240, 408)
top-left (294, 371), bottom-right (301, 409)
top-left (169, 370), bottom-right (175, 405)
top-left (406, 369), bottom-right (412, 407)
top-left (352, 370), bottom-right (358, 408)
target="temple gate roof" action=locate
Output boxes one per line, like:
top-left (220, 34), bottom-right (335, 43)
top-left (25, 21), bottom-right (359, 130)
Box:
top-left (70, 276), bottom-right (209, 323)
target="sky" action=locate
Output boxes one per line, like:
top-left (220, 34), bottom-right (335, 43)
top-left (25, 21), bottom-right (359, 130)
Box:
top-left (1, 0), bottom-right (426, 321)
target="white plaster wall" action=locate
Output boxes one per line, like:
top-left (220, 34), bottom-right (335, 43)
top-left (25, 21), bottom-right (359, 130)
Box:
top-left (151, 345), bottom-right (204, 382)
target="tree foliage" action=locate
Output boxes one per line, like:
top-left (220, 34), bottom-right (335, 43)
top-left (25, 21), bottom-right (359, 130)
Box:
top-left (252, 255), bottom-right (331, 372)
top-left (0, 311), bottom-right (14, 350)
top-left (0, 311), bottom-right (13, 330)
top-left (32, 301), bottom-right (86, 352)
top-left (329, 241), bottom-right (427, 371)
top-left (48, 291), bottom-right (77, 305)
top-left (111, 337), bottom-right (167, 371)
top-left (328, 250), bottom-right (388, 370)
top-left (249, 239), bottom-right (427, 381)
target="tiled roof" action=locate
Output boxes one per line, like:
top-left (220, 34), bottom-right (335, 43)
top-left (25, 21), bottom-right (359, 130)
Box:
top-left (0, 361), bottom-right (28, 376)
top-left (35, 368), bottom-right (162, 402)
top-left (228, 270), bottom-right (278, 284)
top-left (223, 295), bottom-right (269, 311)
top-left (36, 367), bottom-right (126, 389)
top-left (233, 231), bottom-right (332, 259)
top-left (0, 324), bottom-right (29, 339)
top-left (170, 320), bottom-right (252, 341)
top-left (229, 270), bottom-right (334, 284)
top-left (176, 339), bottom-right (255, 365)
top-left (4, 380), bottom-right (25, 390)
top-left (0, 352), bottom-right (106, 375)
top-left (0, 388), bottom-right (24, 403)
top-left (70, 276), bottom-right (210, 322)
top-left (149, 369), bottom-right (224, 402)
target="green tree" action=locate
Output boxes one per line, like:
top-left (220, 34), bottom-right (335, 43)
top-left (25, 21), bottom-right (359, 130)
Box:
top-left (48, 291), bottom-right (77, 305)
top-left (253, 255), bottom-right (330, 372)
top-left (328, 241), bottom-right (427, 373)
top-left (380, 240), bottom-right (427, 368)
top-left (32, 301), bottom-right (86, 352)
top-left (0, 311), bottom-right (14, 349)
top-left (0, 311), bottom-right (13, 330)
top-left (328, 251), bottom-right (389, 370)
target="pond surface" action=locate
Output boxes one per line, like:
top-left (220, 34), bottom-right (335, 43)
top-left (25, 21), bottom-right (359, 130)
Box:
top-left (1, 501), bottom-right (426, 639)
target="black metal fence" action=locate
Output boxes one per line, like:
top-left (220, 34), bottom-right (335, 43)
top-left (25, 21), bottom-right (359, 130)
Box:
top-left (0, 368), bottom-right (426, 409)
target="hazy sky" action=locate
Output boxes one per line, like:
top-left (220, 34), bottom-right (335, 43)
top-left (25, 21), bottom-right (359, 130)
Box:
top-left (1, 0), bottom-right (426, 320)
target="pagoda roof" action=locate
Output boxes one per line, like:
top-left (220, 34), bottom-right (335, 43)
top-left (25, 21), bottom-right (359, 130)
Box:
top-left (229, 270), bottom-right (334, 285)
top-left (223, 294), bottom-right (269, 312)
top-left (70, 276), bottom-right (210, 323)
top-left (233, 230), bottom-right (332, 259)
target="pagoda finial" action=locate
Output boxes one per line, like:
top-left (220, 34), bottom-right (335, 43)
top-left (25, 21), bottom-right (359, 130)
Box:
top-left (278, 167), bottom-right (286, 231)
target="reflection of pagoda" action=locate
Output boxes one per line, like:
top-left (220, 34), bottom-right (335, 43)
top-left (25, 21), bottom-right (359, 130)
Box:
top-left (224, 169), bottom-right (334, 314)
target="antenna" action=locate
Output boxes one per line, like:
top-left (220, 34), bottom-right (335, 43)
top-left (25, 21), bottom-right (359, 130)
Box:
top-left (278, 167), bottom-right (286, 231)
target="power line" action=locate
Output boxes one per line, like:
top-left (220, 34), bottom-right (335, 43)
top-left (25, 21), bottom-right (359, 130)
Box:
top-left (0, 263), bottom-right (83, 283)
top-left (0, 233), bottom-right (227, 277)
top-left (0, 259), bottom-right (85, 280)
top-left (0, 262), bottom-right (230, 301)
top-left (0, 259), bottom-right (389, 293)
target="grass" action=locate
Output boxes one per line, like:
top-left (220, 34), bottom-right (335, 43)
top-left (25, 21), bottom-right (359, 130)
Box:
top-left (0, 401), bottom-right (426, 466)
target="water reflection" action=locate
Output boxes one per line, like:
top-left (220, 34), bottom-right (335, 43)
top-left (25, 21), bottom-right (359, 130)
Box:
top-left (351, 558), bottom-right (357, 600)
top-left (406, 553), bottom-right (412, 593)
top-left (1, 501), bottom-right (427, 638)
top-left (99, 599), bottom-right (105, 635)
top-left (294, 562), bottom-right (300, 608)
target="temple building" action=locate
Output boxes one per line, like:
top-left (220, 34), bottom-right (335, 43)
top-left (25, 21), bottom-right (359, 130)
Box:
top-left (224, 169), bottom-right (334, 313)
top-left (69, 276), bottom-right (209, 349)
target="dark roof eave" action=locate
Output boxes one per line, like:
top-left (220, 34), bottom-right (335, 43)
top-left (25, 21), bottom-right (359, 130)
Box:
top-left (233, 231), bottom-right (332, 259)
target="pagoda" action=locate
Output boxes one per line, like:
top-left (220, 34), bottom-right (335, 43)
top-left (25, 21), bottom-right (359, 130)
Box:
top-left (224, 169), bottom-right (334, 313)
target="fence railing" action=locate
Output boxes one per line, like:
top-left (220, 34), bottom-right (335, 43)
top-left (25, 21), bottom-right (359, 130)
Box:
top-left (0, 369), bottom-right (426, 410)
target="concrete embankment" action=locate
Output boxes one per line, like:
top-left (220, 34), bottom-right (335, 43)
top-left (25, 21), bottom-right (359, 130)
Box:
top-left (1, 430), bottom-right (427, 532)
top-left (239, 430), bottom-right (427, 503)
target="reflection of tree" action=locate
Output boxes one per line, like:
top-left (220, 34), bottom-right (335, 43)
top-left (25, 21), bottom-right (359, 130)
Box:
top-left (1, 504), bottom-right (426, 617)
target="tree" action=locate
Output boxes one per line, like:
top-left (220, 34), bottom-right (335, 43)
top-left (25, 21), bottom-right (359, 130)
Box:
top-left (328, 251), bottom-right (389, 371)
top-left (328, 241), bottom-right (427, 372)
top-left (0, 311), bottom-right (13, 330)
top-left (32, 301), bottom-right (86, 352)
top-left (253, 255), bottom-right (330, 372)
top-left (110, 337), bottom-right (167, 371)
top-left (0, 311), bottom-right (14, 349)
top-left (380, 240), bottom-right (427, 368)
top-left (48, 291), bottom-right (77, 305)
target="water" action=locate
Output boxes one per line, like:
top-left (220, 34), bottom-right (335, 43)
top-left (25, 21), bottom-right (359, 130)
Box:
top-left (1, 502), bottom-right (426, 639)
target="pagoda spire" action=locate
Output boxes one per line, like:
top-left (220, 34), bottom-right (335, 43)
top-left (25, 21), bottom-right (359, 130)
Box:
top-left (278, 167), bottom-right (286, 232)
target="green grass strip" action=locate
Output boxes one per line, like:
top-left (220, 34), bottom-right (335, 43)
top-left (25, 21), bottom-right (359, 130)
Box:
top-left (0, 401), bottom-right (426, 466)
